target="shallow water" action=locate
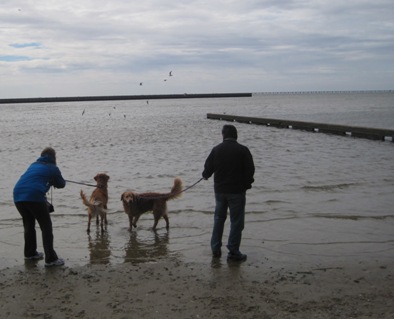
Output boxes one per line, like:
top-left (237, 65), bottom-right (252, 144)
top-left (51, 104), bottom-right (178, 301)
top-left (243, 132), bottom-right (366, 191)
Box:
top-left (1, 92), bottom-right (393, 269)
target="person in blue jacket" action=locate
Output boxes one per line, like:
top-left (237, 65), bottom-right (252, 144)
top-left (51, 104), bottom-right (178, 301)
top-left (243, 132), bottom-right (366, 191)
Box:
top-left (202, 125), bottom-right (255, 262)
top-left (13, 147), bottom-right (66, 267)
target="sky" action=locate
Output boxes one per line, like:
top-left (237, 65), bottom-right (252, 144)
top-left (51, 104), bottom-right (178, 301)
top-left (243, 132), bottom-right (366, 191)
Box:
top-left (1, 0), bottom-right (394, 98)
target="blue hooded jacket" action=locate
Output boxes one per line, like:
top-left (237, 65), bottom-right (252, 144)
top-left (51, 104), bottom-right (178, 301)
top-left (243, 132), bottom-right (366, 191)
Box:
top-left (13, 155), bottom-right (66, 202)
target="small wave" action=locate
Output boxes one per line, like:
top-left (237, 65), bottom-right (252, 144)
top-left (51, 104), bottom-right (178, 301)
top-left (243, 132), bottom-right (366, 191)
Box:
top-left (0, 200), bottom-right (15, 207)
top-left (311, 213), bottom-right (394, 220)
top-left (0, 218), bottom-right (21, 224)
top-left (157, 174), bottom-right (179, 179)
top-left (55, 213), bottom-right (90, 218)
top-left (264, 199), bottom-right (291, 205)
top-left (302, 183), bottom-right (359, 192)
top-left (170, 209), bottom-right (212, 215)
top-left (246, 210), bottom-right (276, 215)
top-left (284, 239), bottom-right (394, 246)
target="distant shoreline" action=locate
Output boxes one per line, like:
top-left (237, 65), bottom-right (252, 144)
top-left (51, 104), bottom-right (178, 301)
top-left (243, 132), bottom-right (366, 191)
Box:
top-left (1, 90), bottom-right (392, 104)
top-left (0, 92), bottom-right (252, 104)
top-left (254, 89), bottom-right (393, 95)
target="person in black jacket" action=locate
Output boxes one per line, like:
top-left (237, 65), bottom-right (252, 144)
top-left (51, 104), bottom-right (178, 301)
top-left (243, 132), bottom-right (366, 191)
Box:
top-left (202, 125), bottom-right (255, 261)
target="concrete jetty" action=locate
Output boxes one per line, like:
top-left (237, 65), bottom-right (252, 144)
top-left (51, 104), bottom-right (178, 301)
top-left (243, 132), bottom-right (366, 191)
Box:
top-left (0, 93), bottom-right (251, 104)
top-left (207, 113), bottom-right (394, 142)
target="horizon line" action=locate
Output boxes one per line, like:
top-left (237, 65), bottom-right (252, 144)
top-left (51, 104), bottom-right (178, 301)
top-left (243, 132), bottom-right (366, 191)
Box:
top-left (1, 90), bottom-right (393, 104)
top-left (0, 92), bottom-right (252, 104)
top-left (253, 89), bottom-right (393, 94)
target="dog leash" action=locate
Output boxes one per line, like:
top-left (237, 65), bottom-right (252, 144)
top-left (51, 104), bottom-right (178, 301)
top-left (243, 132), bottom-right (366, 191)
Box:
top-left (178, 177), bottom-right (204, 194)
top-left (66, 177), bottom-right (204, 193)
top-left (131, 177), bottom-right (204, 201)
top-left (65, 179), bottom-right (100, 188)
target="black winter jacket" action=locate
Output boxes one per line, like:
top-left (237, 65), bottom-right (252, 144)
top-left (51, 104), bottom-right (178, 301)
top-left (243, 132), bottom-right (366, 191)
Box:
top-left (202, 138), bottom-right (255, 194)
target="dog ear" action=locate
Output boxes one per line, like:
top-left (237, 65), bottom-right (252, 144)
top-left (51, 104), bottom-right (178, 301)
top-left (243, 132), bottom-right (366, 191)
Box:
top-left (120, 193), bottom-right (124, 201)
top-left (94, 174), bottom-right (98, 181)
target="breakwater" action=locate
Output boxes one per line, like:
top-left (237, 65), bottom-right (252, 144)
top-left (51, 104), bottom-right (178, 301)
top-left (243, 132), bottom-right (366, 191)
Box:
top-left (0, 92), bottom-right (251, 104)
top-left (207, 113), bottom-right (394, 142)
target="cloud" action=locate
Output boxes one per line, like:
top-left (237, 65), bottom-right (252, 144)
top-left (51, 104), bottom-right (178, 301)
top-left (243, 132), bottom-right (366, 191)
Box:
top-left (0, 0), bottom-right (393, 97)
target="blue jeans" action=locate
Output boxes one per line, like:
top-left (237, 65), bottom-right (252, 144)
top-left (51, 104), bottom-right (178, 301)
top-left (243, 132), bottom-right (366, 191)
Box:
top-left (211, 193), bottom-right (246, 254)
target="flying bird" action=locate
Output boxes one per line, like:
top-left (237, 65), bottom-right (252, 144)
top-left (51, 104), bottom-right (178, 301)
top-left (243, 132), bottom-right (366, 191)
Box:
top-left (82, 109), bottom-right (85, 116)
top-left (139, 82), bottom-right (143, 86)
top-left (169, 71), bottom-right (173, 76)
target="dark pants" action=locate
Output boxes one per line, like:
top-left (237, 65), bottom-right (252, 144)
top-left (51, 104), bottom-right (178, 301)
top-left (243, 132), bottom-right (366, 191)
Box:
top-left (211, 193), bottom-right (246, 254)
top-left (15, 201), bottom-right (58, 263)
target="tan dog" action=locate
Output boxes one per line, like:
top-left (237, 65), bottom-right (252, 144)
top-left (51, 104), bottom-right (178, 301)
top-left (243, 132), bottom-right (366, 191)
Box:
top-left (80, 173), bottom-right (110, 233)
top-left (121, 177), bottom-right (182, 230)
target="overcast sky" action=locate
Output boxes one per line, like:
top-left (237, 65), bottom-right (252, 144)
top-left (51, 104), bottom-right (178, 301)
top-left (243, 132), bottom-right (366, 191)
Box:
top-left (1, 0), bottom-right (393, 98)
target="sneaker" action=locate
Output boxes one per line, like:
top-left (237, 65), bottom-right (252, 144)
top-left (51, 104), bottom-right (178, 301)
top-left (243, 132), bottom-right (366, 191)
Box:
top-left (25, 252), bottom-right (44, 260)
top-left (45, 258), bottom-right (65, 267)
top-left (227, 252), bottom-right (247, 262)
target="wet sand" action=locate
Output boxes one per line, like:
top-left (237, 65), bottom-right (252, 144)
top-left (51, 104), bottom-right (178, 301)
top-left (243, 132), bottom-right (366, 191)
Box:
top-left (1, 254), bottom-right (393, 318)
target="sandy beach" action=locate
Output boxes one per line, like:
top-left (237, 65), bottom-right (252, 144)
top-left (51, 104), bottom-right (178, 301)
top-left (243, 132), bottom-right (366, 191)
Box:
top-left (0, 255), bottom-right (393, 319)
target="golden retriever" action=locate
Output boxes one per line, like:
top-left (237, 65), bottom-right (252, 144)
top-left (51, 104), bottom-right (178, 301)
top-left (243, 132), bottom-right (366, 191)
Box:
top-left (80, 173), bottom-right (110, 233)
top-left (121, 177), bottom-right (182, 230)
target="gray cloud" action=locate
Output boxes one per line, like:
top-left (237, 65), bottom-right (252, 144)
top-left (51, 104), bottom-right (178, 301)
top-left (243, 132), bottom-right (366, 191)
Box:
top-left (0, 0), bottom-right (393, 97)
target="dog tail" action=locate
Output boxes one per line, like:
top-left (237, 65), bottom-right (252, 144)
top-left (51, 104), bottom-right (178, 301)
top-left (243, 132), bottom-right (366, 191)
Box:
top-left (80, 189), bottom-right (106, 211)
top-left (80, 190), bottom-right (93, 208)
top-left (168, 177), bottom-right (183, 200)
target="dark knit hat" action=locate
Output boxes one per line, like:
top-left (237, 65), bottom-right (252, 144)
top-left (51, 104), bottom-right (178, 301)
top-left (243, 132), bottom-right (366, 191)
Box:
top-left (222, 124), bottom-right (238, 140)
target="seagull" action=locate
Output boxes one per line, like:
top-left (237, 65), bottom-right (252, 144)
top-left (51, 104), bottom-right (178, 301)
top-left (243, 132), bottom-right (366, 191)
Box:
top-left (169, 71), bottom-right (173, 76)
top-left (139, 82), bottom-right (143, 86)
top-left (124, 114), bottom-right (126, 118)
top-left (82, 109), bottom-right (85, 116)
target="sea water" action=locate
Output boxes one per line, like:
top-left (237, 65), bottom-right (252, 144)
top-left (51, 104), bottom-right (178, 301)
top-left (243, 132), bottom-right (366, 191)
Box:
top-left (0, 91), bottom-right (393, 269)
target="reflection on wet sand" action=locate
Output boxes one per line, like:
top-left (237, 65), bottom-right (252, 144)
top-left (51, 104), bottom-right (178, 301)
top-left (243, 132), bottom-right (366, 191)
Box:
top-left (210, 256), bottom-right (247, 272)
top-left (88, 231), bottom-right (111, 264)
top-left (24, 258), bottom-right (42, 270)
top-left (124, 231), bottom-right (170, 264)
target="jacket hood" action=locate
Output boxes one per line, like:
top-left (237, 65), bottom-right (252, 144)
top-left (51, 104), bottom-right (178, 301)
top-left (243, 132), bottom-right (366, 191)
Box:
top-left (36, 155), bottom-right (56, 165)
